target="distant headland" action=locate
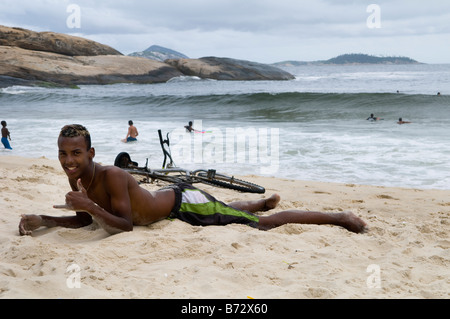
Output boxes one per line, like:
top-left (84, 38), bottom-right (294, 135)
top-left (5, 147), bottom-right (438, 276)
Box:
top-left (273, 53), bottom-right (421, 67)
top-left (128, 45), bottom-right (189, 62)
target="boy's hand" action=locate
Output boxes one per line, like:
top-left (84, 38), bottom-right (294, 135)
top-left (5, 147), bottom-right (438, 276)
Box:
top-left (19, 214), bottom-right (43, 236)
top-left (54, 179), bottom-right (91, 212)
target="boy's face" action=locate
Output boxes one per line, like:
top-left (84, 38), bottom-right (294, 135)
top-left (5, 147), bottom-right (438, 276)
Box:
top-left (58, 136), bottom-right (95, 180)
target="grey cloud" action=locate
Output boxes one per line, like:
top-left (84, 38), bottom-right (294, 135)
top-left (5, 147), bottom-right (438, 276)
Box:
top-left (0, 0), bottom-right (448, 63)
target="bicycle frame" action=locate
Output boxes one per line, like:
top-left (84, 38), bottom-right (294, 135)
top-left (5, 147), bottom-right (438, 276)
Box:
top-left (114, 130), bottom-right (265, 193)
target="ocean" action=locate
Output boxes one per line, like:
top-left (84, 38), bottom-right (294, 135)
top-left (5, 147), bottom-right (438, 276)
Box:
top-left (1, 63), bottom-right (450, 190)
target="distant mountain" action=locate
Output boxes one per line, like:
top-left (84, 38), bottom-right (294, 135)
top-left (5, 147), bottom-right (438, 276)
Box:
top-left (273, 54), bottom-right (420, 66)
top-left (128, 45), bottom-right (188, 62)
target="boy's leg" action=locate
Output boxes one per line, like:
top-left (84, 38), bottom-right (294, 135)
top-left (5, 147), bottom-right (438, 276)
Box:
top-left (228, 194), bottom-right (281, 213)
top-left (258, 210), bottom-right (367, 234)
top-left (1, 138), bottom-right (12, 150)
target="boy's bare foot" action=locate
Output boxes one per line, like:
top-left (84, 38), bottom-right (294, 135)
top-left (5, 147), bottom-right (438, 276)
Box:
top-left (264, 194), bottom-right (281, 211)
top-left (338, 211), bottom-right (368, 234)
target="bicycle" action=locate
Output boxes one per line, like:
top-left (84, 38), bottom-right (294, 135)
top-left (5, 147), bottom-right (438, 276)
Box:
top-left (114, 129), bottom-right (265, 194)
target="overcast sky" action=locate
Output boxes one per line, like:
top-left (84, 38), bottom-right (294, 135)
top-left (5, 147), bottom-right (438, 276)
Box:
top-left (1, 0), bottom-right (449, 63)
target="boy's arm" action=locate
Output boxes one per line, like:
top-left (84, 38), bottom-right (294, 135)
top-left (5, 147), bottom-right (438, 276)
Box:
top-left (19, 170), bottom-right (134, 236)
top-left (56, 174), bottom-right (134, 235)
top-left (19, 212), bottom-right (92, 236)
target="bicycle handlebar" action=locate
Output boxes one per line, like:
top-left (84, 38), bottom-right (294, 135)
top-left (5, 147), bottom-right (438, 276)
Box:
top-left (158, 129), bottom-right (167, 147)
top-left (158, 129), bottom-right (175, 168)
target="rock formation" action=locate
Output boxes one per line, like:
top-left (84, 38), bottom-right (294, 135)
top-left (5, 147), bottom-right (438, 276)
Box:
top-left (0, 45), bottom-right (183, 87)
top-left (0, 25), bottom-right (121, 56)
top-left (165, 57), bottom-right (295, 81)
top-left (0, 26), bottom-right (183, 87)
top-left (0, 25), bottom-right (294, 88)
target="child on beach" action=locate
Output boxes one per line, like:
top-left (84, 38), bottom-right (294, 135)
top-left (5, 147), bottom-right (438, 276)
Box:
top-left (18, 124), bottom-right (367, 236)
top-left (1, 121), bottom-right (12, 150)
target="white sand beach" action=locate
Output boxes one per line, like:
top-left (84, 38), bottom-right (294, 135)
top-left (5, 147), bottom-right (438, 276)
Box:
top-left (0, 155), bottom-right (448, 298)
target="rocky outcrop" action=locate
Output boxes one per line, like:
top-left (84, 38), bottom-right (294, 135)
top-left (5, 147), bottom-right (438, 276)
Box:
top-left (166, 57), bottom-right (295, 81)
top-left (0, 25), bottom-right (121, 56)
top-left (0, 25), bottom-right (294, 88)
top-left (0, 46), bottom-right (183, 87)
top-left (0, 25), bottom-right (184, 87)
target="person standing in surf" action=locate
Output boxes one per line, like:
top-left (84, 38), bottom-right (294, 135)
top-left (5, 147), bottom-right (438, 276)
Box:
top-left (123, 120), bottom-right (139, 142)
top-left (1, 120), bottom-right (13, 150)
top-left (184, 121), bottom-right (198, 133)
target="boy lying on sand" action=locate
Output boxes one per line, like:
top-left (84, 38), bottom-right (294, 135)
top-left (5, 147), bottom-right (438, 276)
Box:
top-left (19, 124), bottom-right (367, 236)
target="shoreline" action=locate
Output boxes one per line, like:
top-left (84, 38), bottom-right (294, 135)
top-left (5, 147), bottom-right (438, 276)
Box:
top-left (0, 155), bottom-right (449, 298)
top-left (2, 152), bottom-right (448, 192)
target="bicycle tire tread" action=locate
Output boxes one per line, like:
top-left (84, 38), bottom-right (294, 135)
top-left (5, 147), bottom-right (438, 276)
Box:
top-left (196, 174), bottom-right (265, 194)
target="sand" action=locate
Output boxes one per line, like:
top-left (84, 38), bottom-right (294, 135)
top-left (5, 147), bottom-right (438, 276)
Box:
top-left (0, 155), bottom-right (448, 299)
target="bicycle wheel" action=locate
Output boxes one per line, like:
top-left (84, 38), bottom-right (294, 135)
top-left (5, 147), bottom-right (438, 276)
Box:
top-left (194, 170), bottom-right (265, 194)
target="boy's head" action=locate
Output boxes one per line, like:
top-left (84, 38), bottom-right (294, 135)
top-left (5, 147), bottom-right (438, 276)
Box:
top-left (59, 124), bottom-right (91, 150)
top-left (58, 124), bottom-right (95, 179)
top-left (1, 121), bottom-right (6, 127)
top-left (128, 120), bottom-right (133, 126)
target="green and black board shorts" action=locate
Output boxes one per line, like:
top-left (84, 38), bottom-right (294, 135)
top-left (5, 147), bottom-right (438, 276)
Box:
top-left (165, 183), bottom-right (260, 228)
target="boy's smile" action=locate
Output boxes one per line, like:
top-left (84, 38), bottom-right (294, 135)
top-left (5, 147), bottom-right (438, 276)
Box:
top-left (58, 136), bottom-right (94, 180)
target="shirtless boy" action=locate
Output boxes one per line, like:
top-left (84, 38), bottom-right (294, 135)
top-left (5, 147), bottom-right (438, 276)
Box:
top-left (1, 120), bottom-right (13, 150)
top-left (123, 120), bottom-right (138, 142)
top-left (19, 124), bottom-right (367, 236)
